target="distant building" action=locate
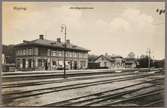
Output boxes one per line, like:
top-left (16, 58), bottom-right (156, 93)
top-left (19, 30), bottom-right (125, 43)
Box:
top-left (94, 54), bottom-right (125, 69)
top-left (94, 55), bottom-right (114, 68)
top-left (124, 58), bottom-right (138, 68)
top-left (2, 53), bottom-right (16, 72)
top-left (2, 45), bottom-right (16, 64)
top-left (15, 35), bottom-right (90, 71)
top-left (93, 53), bottom-right (138, 69)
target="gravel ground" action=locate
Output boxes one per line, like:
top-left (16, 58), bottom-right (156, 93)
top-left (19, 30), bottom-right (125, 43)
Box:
top-left (2, 69), bottom-right (164, 106)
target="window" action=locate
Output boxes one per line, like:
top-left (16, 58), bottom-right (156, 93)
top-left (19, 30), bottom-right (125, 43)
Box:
top-left (34, 48), bottom-right (38, 55)
top-left (52, 51), bottom-right (54, 56)
top-left (84, 53), bottom-right (88, 58)
top-left (80, 53), bottom-right (84, 58)
top-left (79, 53), bottom-right (81, 58)
top-left (69, 52), bottom-right (72, 57)
top-left (26, 48), bottom-right (29, 55)
top-left (73, 52), bottom-right (77, 57)
top-left (18, 50), bottom-right (21, 55)
top-left (52, 61), bottom-right (56, 65)
top-left (23, 49), bottom-right (26, 55)
top-left (38, 59), bottom-right (42, 67)
top-left (104, 62), bottom-right (107, 67)
top-left (28, 59), bottom-right (32, 68)
top-left (16, 50), bottom-right (19, 56)
top-left (62, 51), bottom-right (64, 56)
top-left (73, 52), bottom-right (75, 57)
top-left (57, 51), bottom-right (61, 56)
top-left (51, 51), bottom-right (57, 56)
top-left (66, 51), bottom-right (69, 57)
top-left (16, 59), bottom-right (20, 67)
top-left (28, 49), bottom-right (32, 55)
top-left (77, 52), bottom-right (79, 57)
top-left (80, 61), bottom-right (86, 68)
top-left (47, 49), bottom-right (51, 56)
top-left (28, 49), bottom-right (30, 55)
top-left (20, 50), bottom-right (23, 55)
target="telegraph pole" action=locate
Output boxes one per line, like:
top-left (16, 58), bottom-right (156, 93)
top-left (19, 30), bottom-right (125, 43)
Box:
top-left (147, 49), bottom-right (151, 70)
top-left (61, 24), bottom-right (67, 78)
top-left (152, 56), bottom-right (154, 68)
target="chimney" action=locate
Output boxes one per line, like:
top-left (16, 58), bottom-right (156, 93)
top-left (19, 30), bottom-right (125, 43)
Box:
top-left (57, 38), bottom-right (61, 43)
top-left (39, 34), bottom-right (44, 40)
top-left (105, 53), bottom-right (108, 57)
top-left (66, 39), bottom-right (70, 44)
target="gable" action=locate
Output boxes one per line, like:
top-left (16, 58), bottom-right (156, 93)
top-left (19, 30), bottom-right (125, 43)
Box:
top-left (95, 55), bottom-right (111, 62)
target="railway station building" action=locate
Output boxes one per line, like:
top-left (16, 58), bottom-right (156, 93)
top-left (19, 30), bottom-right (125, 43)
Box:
top-left (15, 35), bottom-right (90, 71)
top-left (124, 58), bottom-right (138, 68)
top-left (94, 54), bottom-right (125, 69)
top-left (94, 53), bottom-right (137, 69)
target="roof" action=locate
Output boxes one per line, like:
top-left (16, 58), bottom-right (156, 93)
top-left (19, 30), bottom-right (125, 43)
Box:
top-left (15, 38), bottom-right (90, 52)
top-left (94, 55), bottom-right (115, 62)
top-left (110, 55), bottom-right (123, 59)
top-left (125, 58), bottom-right (138, 64)
top-left (94, 55), bottom-right (138, 64)
top-left (125, 57), bottom-right (136, 60)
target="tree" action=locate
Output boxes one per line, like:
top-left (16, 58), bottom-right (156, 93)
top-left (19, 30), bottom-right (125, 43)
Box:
top-left (127, 52), bottom-right (135, 58)
top-left (140, 54), bottom-right (146, 59)
top-left (137, 55), bottom-right (164, 68)
top-left (88, 54), bottom-right (98, 63)
top-left (137, 56), bottom-right (148, 68)
top-left (2, 44), bottom-right (16, 64)
top-left (153, 59), bottom-right (165, 68)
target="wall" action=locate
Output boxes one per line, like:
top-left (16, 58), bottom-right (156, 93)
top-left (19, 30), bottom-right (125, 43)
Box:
top-left (95, 57), bottom-right (113, 68)
top-left (16, 46), bottom-right (89, 71)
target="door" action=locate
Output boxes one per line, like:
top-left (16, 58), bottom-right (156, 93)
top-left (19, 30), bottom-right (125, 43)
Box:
top-left (44, 60), bottom-right (48, 70)
top-left (70, 61), bottom-right (72, 69)
top-left (22, 59), bottom-right (26, 69)
top-left (28, 59), bottom-right (32, 68)
top-left (74, 61), bottom-right (77, 69)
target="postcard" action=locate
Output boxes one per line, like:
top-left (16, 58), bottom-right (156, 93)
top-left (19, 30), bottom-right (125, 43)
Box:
top-left (1, 1), bottom-right (165, 107)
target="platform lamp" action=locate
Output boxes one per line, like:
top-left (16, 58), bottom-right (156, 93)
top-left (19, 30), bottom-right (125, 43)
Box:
top-left (61, 24), bottom-right (67, 78)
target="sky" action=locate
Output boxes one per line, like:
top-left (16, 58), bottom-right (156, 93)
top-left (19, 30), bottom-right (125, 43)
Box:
top-left (3, 2), bottom-right (165, 59)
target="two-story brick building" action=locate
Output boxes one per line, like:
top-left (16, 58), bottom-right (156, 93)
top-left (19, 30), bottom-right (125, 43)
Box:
top-left (15, 35), bottom-right (89, 71)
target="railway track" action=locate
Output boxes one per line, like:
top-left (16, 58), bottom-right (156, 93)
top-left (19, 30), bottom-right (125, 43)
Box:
top-left (2, 69), bottom-right (164, 106)
top-left (2, 70), bottom-right (117, 82)
top-left (105, 89), bottom-right (164, 106)
top-left (143, 99), bottom-right (164, 106)
top-left (129, 91), bottom-right (164, 106)
top-left (2, 72), bottom-right (163, 105)
top-left (2, 71), bottom-right (152, 88)
top-left (2, 68), bottom-right (150, 76)
top-left (3, 72), bottom-right (159, 95)
top-left (44, 78), bottom-right (163, 106)
top-left (2, 71), bottom-right (140, 87)
top-left (2, 69), bottom-right (161, 82)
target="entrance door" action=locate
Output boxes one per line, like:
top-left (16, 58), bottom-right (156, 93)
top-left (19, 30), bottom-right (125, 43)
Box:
top-left (44, 60), bottom-right (48, 70)
top-left (28, 59), bottom-right (32, 68)
top-left (70, 61), bottom-right (72, 69)
top-left (74, 61), bottom-right (77, 69)
top-left (22, 59), bottom-right (26, 69)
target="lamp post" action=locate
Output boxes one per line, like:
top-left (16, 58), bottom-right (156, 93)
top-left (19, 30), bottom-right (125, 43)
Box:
top-left (146, 48), bottom-right (151, 71)
top-left (61, 24), bottom-right (67, 78)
